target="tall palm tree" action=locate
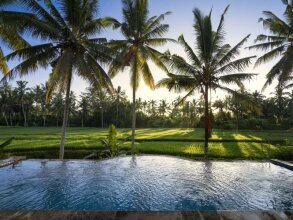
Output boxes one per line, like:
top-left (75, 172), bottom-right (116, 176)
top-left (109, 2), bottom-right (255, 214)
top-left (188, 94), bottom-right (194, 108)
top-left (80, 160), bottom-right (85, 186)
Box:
top-left (0, 0), bottom-right (114, 159)
top-left (248, 0), bottom-right (293, 89)
top-left (157, 6), bottom-right (256, 159)
top-left (108, 0), bottom-right (173, 155)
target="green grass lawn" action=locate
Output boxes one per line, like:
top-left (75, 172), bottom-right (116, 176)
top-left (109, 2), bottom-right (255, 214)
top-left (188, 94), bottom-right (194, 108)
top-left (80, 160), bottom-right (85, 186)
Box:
top-left (0, 127), bottom-right (292, 160)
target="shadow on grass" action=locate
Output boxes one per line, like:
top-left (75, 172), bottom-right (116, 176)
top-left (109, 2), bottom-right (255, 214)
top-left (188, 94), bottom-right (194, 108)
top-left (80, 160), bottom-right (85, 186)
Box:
top-left (214, 132), bottom-right (243, 158)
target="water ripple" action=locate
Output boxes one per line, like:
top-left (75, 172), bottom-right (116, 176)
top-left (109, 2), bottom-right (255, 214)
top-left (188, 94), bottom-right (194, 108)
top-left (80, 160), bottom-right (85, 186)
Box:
top-left (0, 156), bottom-right (292, 210)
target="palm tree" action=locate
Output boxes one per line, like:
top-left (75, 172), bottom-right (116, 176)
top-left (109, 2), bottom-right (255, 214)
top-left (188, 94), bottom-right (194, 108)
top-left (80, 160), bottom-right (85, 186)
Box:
top-left (0, 0), bottom-right (29, 75)
top-left (148, 100), bottom-right (157, 117)
top-left (32, 85), bottom-right (42, 123)
top-left (15, 80), bottom-right (30, 127)
top-left (248, 0), bottom-right (293, 89)
top-left (39, 84), bottom-right (48, 127)
top-left (113, 86), bottom-right (126, 127)
top-left (157, 6), bottom-right (256, 159)
top-left (0, 0), bottom-right (114, 159)
top-left (51, 93), bottom-right (64, 127)
top-left (78, 93), bottom-right (90, 128)
top-left (271, 86), bottom-right (289, 122)
top-left (0, 80), bottom-right (13, 126)
top-left (88, 85), bottom-right (110, 128)
top-left (68, 91), bottom-right (77, 128)
top-left (158, 100), bottom-right (170, 117)
top-left (108, 0), bottom-right (173, 155)
top-left (287, 89), bottom-right (293, 117)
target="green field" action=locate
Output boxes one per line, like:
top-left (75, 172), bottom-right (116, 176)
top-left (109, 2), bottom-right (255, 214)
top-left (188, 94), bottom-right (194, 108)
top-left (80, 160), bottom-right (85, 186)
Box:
top-left (0, 127), bottom-right (292, 160)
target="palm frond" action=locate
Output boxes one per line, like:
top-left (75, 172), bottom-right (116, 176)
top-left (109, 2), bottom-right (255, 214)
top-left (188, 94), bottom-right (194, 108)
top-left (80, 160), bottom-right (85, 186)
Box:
top-left (0, 47), bottom-right (9, 74)
top-left (216, 56), bottom-right (256, 73)
top-left (255, 45), bottom-right (285, 67)
top-left (178, 34), bottom-right (201, 68)
top-left (213, 5), bottom-right (229, 49)
top-left (218, 34), bottom-right (251, 67)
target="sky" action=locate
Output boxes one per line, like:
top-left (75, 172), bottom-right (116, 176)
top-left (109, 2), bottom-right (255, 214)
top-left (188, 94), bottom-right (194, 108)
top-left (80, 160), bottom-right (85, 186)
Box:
top-left (1, 0), bottom-right (285, 101)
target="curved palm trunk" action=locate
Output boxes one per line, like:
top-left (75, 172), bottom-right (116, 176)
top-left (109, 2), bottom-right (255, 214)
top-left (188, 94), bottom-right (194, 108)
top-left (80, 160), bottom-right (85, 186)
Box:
top-left (59, 73), bottom-right (72, 160)
top-left (204, 84), bottom-right (209, 159)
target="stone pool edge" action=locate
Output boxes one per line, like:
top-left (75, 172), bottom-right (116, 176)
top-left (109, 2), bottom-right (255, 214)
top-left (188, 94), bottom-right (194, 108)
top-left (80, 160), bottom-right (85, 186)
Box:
top-left (270, 159), bottom-right (293, 171)
top-left (0, 210), bottom-right (292, 220)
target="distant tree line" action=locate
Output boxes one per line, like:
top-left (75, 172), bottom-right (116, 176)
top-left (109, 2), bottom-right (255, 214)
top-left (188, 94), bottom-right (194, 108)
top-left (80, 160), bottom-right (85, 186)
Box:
top-left (1, 80), bottom-right (292, 130)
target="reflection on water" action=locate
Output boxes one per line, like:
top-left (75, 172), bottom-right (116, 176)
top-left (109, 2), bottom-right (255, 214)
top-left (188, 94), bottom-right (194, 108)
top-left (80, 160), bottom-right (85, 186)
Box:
top-left (0, 156), bottom-right (292, 211)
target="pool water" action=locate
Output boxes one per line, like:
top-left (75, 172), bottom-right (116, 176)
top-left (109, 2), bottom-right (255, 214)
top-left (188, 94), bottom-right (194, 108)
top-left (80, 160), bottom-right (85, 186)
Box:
top-left (0, 156), bottom-right (292, 211)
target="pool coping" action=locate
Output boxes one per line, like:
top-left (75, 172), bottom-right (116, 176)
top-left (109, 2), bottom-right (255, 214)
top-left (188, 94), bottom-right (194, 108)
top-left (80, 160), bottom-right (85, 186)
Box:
top-left (0, 156), bottom-right (26, 168)
top-left (0, 210), bottom-right (292, 220)
top-left (270, 159), bottom-right (293, 171)
top-left (11, 154), bottom-right (276, 162)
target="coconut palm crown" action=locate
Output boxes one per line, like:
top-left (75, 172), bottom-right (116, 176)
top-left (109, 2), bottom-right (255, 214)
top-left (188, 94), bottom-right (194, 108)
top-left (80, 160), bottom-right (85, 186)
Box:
top-left (0, 0), bottom-right (29, 75)
top-left (248, 0), bottom-right (293, 90)
top-left (108, 0), bottom-right (175, 154)
top-left (157, 6), bottom-right (256, 159)
top-left (0, 0), bottom-right (116, 159)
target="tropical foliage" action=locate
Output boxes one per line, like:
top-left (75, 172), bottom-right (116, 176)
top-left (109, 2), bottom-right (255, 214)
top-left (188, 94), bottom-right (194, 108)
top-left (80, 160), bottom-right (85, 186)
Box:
top-left (0, 0), bottom-right (115, 159)
top-left (157, 6), bottom-right (256, 158)
top-left (108, 0), bottom-right (173, 154)
top-left (0, 0), bottom-right (293, 161)
top-left (1, 81), bottom-right (292, 130)
top-left (249, 0), bottom-right (293, 90)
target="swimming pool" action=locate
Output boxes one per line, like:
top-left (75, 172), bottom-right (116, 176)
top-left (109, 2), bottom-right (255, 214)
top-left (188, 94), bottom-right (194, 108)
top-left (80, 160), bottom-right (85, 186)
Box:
top-left (0, 156), bottom-right (292, 211)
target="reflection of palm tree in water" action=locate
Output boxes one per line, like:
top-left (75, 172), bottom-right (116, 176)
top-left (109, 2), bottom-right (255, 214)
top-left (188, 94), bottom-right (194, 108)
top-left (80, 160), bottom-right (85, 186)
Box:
top-left (41, 161), bottom-right (71, 209)
top-left (130, 155), bottom-right (137, 168)
top-left (203, 161), bottom-right (213, 181)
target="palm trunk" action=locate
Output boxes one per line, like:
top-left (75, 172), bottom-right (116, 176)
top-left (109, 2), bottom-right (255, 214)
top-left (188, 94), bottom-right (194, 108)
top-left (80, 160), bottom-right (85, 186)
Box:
top-left (3, 113), bottom-right (9, 126)
top-left (101, 107), bottom-right (104, 128)
top-left (81, 115), bottom-right (84, 128)
top-left (291, 90), bottom-right (293, 116)
top-left (22, 103), bottom-right (27, 127)
top-left (34, 111), bottom-right (37, 124)
top-left (236, 109), bottom-right (239, 132)
top-left (131, 54), bottom-right (138, 156)
top-left (204, 84), bottom-right (209, 159)
top-left (10, 113), bottom-right (13, 126)
top-left (131, 81), bottom-right (136, 155)
top-left (59, 73), bottom-right (72, 160)
top-left (116, 103), bottom-right (119, 128)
